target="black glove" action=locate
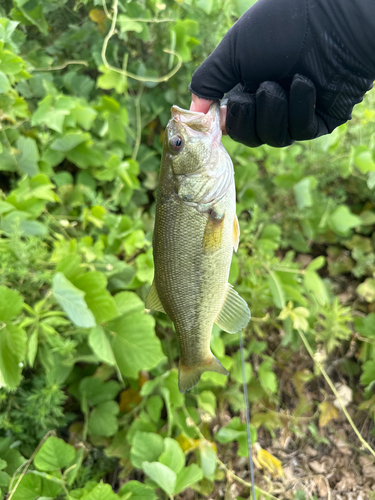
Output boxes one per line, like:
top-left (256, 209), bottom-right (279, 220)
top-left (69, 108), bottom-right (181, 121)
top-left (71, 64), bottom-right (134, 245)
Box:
top-left (189, 0), bottom-right (375, 147)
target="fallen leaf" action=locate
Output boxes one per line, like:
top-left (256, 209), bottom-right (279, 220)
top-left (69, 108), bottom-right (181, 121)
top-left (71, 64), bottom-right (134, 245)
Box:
top-left (333, 383), bottom-right (353, 409)
top-left (257, 448), bottom-right (283, 478)
top-left (309, 460), bottom-right (326, 474)
top-left (359, 456), bottom-right (375, 478)
top-left (319, 401), bottom-right (338, 427)
top-left (119, 388), bottom-right (142, 413)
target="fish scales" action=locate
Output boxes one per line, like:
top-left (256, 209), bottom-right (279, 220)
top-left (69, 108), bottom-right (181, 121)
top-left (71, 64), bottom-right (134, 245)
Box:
top-left (146, 103), bottom-right (251, 392)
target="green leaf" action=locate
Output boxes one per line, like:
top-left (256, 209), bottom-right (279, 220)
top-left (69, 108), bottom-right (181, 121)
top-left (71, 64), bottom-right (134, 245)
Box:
top-left (0, 324), bottom-right (27, 390)
top-left (50, 132), bottom-right (89, 152)
top-left (81, 482), bottom-right (119, 500)
top-left (34, 436), bottom-right (75, 471)
top-left (357, 278), bottom-right (375, 303)
top-left (118, 481), bottom-right (157, 500)
top-left (142, 462), bottom-right (176, 496)
top-left (66, 142), bottom-right (105, 168)
top-left (88, 401), bottom-right (119, 437)
top-left (199, 442), bottom-right (216, 480)
top-left (360, 360), bottom-right (375, 386)
top-left (354, 147), bottom-right (375, 173)
top-left (0, 286), bottom-right (23, 322)
top-left (159, 438), bottom-right (185, 474)
top-left (98, 65), bottom-right (127, 94)
top-left (16, 136), bottom-right (40, 177)
top-left (293, 177), bottom-right (313, 209)
top-left (146, 395), bottom-right (164, 423)
top-left (13, 0), bottom-right (48, 34)
top-left (88, 326), bottom-right (116, 365)
top-left (79, 377), bottom-right (121, 406)
top-left (258, 360), bottom-right (278, 393)
top-left (130, 431), bottom-right (164, 468)
top-left (268, 272), bottom-right (285, 309)
top-left (174, 464), bottom-right (203, 495)
top-left (197, 390), bottom-right (217, 417)
top-left (303, 270), bottom-right (329, 305)
top-left (0, 71), bottom-right (11, 93)
top-left (109, 311), bottom-right (165, 379)
top-left (73, 272), bottom-right (118, 324)
top-left (10, 473), bottom-right (42, 500)
top-left (328, 206), bottom-right (362, 236)
top-left (114, 291), bottom-right (144, 315)
top-left (52, 272), bottom-right (96, 328)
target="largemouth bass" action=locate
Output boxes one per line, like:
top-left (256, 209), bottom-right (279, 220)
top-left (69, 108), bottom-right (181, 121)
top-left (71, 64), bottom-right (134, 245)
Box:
top-left (146, 103), bottom-right (250, 393)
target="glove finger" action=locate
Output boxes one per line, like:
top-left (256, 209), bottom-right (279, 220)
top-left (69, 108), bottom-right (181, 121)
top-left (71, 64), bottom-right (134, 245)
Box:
top-left (256, 82), bottom-right (293, 147)
top-left (226, 84), bottom-right (263, 148)
top-left (289, 74), bottom-right (319, 140)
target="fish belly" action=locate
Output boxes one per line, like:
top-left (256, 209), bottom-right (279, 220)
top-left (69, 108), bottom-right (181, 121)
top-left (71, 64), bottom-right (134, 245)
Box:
top-left (153, 189), bottom-right (235, 369)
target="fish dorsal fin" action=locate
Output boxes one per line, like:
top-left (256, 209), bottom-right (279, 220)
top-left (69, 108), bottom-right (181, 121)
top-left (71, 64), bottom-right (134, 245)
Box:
top-left (233, 214), bottom-right (240, 252)
top-left (145, 281), bottom-right (166, 313)
top-left (215, 284), bottom-right (251, 333)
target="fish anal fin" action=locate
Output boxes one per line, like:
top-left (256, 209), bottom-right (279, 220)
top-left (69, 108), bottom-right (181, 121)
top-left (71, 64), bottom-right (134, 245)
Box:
top-left (178, 354), bottom-right (229, 393)
top-left (145, 281), bottom-right (166, 313)
top-left (215, 284), bottom-right (251, 334)
top-left (203, 210), bottom-right (225, 254)
top-left (233, 214), bottom-right (240, 252)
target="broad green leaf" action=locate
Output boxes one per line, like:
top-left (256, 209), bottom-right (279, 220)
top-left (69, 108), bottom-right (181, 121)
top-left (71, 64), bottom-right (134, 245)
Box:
top-left (328, 206), bottom-right (362, 236)
top-left (142, 462), bottom-right (176, 496)
top-left (354, 147), bottom-right (375, 173)
top-left (199, 441), bottom-right (216, 480)
top-left (66, 142), bottom-right (105, 168)
top-left (159, 438), bottom-right (185, 474)
top-left (10, 472), bottom-right (42, 500)
top-left (0, 324), bottom-right (27, 390)
top-left (357, 278), bottom-right (375, 303)
top-left (73, 272), bottom-right (118, 324)
top-left (98, 65), bottom-right (127, 94)
top-left (293, 177), bottom-right (313, 209)
top-left (88, 401), bottom-right (119, 437)
top-left (114, 291), bottom-right (144, 315)
top-left (88, 326), bottom-right (116, 365)
top-left (109, 311), bottom-right (165, 378)
top-left (52, 273), bottom-right (96, 328)
top-left (119, 481), bottom-right (157, 500)
top-left (0, 71), bottom-right (11, 93)
top-left (34, 436), bottom-right (75, 471)
top-left (0, 286), bottom-right (23, 322)
top-left (81, 482), bottom-right (119, 500)
top-left (13, 0), bottom-right (48, 34)
top-left (174, 463), bottom-right (203, 495)
top-left (146, 395), bottom-right (163, 423)
top-left (79, 377), bottom-right (121, 406)
top-left (360, 360), bottom-right (375, 386)
top-left (130, 431), bottom-right (164, 468)
top-left (16, 136), bottom-right (39, 177)
top-left (197, 390), bottom-right (217, 417)
top-left (50, 132), bottom-right (89, 152)
top-left (258, 361), bottom-right (278, 393)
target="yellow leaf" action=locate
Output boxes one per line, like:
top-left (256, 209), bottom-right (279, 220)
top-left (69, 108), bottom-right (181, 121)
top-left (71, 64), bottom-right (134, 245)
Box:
top-left (257, 449), bottom-right (283, 478)
top-left (319, 401), bottom-right (338, 427)
top-left (176, 433), bottom-right (199, 453)
top-left (89, 9), bottom-right (107, 32)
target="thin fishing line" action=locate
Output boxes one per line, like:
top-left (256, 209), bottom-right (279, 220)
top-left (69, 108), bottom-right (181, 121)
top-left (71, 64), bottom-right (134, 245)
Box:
top-left (239, 330), bottom-right (256, 500)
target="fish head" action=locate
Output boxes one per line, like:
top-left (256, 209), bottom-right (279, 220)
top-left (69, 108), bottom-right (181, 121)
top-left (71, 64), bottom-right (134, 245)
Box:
top-left (164, 102), bottom-right (223, 176)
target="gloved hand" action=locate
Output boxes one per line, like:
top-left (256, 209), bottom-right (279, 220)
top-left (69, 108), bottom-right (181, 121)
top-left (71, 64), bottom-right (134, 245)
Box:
top-left (189, 0), bottom-right (375, 147)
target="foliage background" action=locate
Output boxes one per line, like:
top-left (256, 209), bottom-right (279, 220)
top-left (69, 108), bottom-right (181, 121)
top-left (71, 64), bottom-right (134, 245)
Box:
top-left (0, 0), bottom-right (375, 498)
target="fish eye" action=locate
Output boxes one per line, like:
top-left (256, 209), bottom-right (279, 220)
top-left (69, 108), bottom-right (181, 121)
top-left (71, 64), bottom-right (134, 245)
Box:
top-left (169, 135), bottom-right (184, 154)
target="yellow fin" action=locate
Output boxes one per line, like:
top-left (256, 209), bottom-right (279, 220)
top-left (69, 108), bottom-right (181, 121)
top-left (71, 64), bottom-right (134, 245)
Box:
top-left (178, 354), bottom-right (229, 393)
top-left (233, 214), bottom-right (240, 252)
top-left (145, 281), bottom-right (165, 313)
top-left (215, 284), bottom-right (251, 333)
top-left (203, 211), bottom-right (225, 254)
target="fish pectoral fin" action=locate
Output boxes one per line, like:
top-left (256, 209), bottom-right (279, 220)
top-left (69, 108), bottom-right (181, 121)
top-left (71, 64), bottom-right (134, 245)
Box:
top-left (233, 214), bottom-right (240, 252)
top-left (215, 284), bottom-right (251, 334)
top-left (178, 354), bottom-right (229, 393)
top-left (203, 210), bottom-right (225, 254)
top-left (145, 281), bottom-right (166, 313)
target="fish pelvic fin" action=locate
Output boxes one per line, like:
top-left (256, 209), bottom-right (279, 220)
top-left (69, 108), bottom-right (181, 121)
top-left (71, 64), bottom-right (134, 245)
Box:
top-left (145, 281), bottom-right (166, 313)
top-left (178, 354), bottom-right (229, 393)
top-left (215, 284), bottom-right (251, 333)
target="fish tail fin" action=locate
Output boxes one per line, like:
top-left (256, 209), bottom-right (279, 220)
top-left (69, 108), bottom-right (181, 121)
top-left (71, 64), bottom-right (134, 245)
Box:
top-left (178, 354), bottom-right (229, 393)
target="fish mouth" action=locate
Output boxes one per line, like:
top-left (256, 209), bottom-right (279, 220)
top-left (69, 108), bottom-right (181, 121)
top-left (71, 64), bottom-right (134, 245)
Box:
top-left (171, 102), bottom-right (220, 135)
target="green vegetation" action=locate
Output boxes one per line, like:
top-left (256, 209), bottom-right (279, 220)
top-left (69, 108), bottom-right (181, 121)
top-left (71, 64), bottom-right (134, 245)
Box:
top-left (0, 0), bottom-right (375, 498)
